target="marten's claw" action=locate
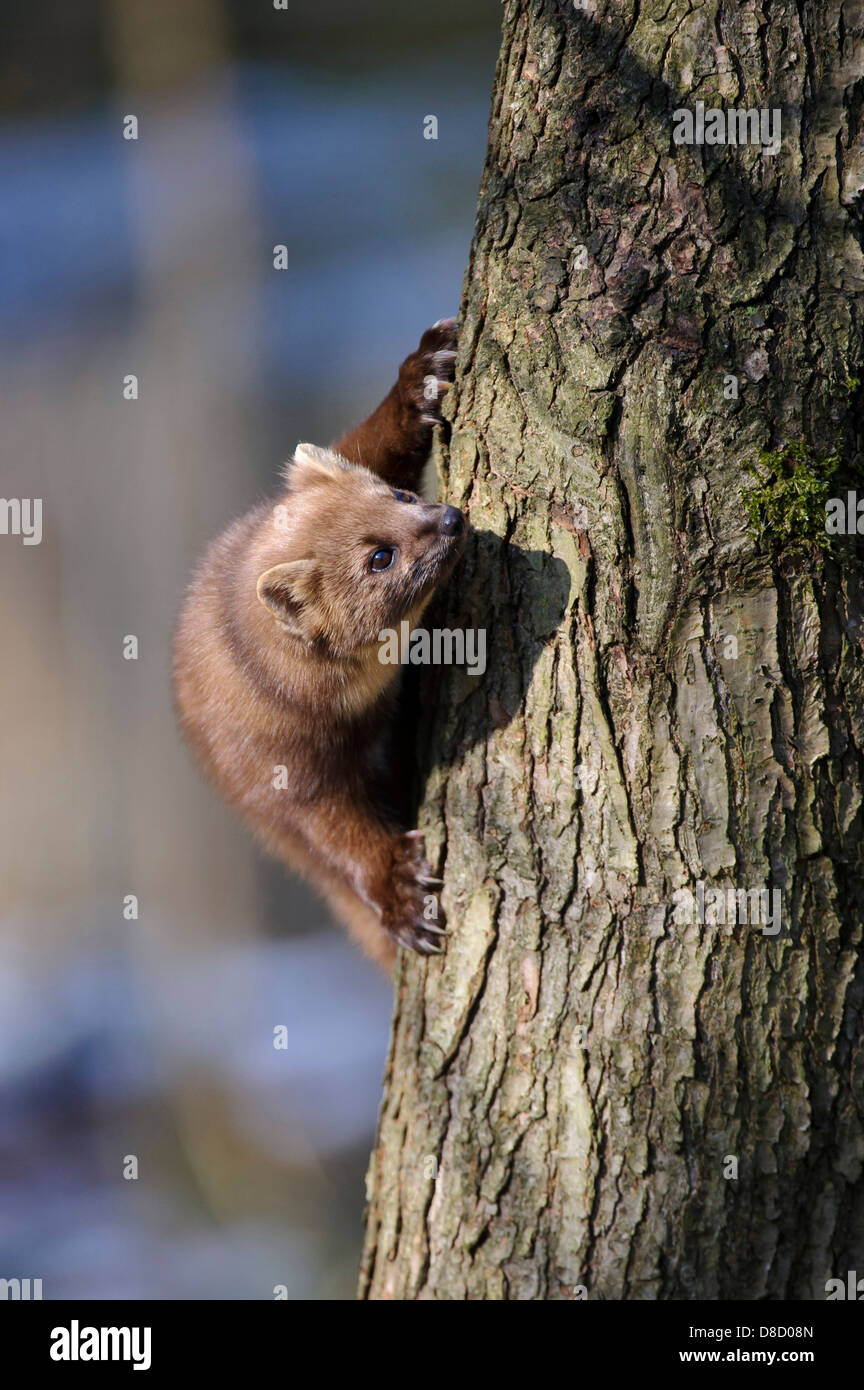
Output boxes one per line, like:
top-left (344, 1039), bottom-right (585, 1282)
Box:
top-left (413, 935), bottom-right (445, 956)
top-left (395, 915), bottom-right (448, 956)
top-left (416, 919), bottom-right (447, 936)
top-left (382, 832), bottom-right (448, 957)
top-left (398, 318), bottom-right (458, 426)
top-left (397, 919), bottom-right (446, 955)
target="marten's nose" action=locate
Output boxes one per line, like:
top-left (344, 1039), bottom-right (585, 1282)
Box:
top-left (441, 506), bottom-right (464, 537)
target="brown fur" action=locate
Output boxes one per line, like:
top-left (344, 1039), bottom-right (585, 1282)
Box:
top-left (173, 321), bottom-right (465, 969)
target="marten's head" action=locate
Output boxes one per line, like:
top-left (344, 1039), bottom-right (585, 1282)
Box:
top-left (254, 444), bottom-right (467, 658)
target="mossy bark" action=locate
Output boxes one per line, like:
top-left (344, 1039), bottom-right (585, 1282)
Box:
top-left (360, 0), bottom-right (864, 1300)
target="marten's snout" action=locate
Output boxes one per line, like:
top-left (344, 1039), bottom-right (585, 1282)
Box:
top-left (441, 505), bottom-right (464, 537)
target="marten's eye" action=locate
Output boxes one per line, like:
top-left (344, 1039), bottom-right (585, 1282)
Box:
top-left (391, 489), bottom-right (415, 504)
top-left (370, 547), bottom-right (395, 571)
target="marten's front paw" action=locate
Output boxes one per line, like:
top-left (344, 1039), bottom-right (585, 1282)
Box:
top-left (382, 830), bottom-right (447, 956)
top-left (398, 318), bottom-right (457, 427)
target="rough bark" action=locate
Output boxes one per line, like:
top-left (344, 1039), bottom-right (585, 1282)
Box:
top-left (360, 0), bottom-right (864, 1300)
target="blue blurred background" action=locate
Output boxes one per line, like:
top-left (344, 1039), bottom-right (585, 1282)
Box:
top-left (0, 0), bottom-right (499, 1299)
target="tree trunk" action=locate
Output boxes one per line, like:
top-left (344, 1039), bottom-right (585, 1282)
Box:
top-left (360, 0), bottom-right (864, 1301)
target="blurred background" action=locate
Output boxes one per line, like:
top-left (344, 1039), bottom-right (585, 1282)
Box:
top-left (0, 0), bottom-right (499, 1299)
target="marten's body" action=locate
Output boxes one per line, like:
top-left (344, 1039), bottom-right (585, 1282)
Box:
top-left (173, 321), bottom-right (465, 968)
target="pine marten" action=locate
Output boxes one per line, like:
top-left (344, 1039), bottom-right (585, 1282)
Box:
top-left (173, 320), bottom-right (466, 969)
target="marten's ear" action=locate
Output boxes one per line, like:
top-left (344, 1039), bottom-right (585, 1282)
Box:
top-left (283, 443), bottom-right (351, 490)
top-left (256, 559), bottom-right (319, 637)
